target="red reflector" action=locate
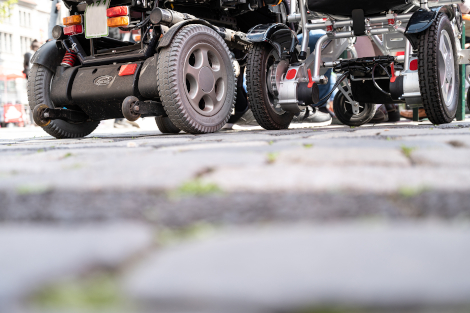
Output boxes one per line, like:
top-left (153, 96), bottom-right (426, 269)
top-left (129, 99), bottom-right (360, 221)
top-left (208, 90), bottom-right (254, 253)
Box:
top-left (119, 63), bottom-right (138, 76)
top-left (409, 59), bottom-right (418, 71)
top-left (286, 69), bottom-right (297, 80)
top-left (107, 6), bottom-right (128, 18)
top-left (63, 25), bottom-right (83, 36)
top-left (396, 51), bottom-right (405, 56)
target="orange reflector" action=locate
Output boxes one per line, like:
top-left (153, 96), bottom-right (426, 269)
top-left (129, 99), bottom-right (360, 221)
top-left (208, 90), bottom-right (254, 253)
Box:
top-left (409, 59), bottom-right (418, 71)
top-left (107, 6), bottom-right (129, 18)
top-left (134, 35), bottom-right (141, 41)
top-left (119, 63), bottom-right (138, 76)
top-left (64, 25), bottom-right (83, 36)
top-left (63, 15), bottom-right (82, 26)
top-left (108, 16), bottom-right (129, 27)
top-left (286, 69), bottom-right (297, 80)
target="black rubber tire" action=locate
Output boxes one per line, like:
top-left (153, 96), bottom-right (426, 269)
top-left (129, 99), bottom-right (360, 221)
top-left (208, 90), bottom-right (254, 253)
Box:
top-left (155, 116), bottom-right (181, 134)
top-left (27, 64), bottom-right (99, 139)
top-left (333, 86), bottom-right (376, 126)
top-left (418, 13), bottom-right (459, 124)
top-left (246, 43), bottom-right (294, 130)
top-left (157, 24), bottom-right (236, 134)
top-left (467, 87), bottom-right (470, 112)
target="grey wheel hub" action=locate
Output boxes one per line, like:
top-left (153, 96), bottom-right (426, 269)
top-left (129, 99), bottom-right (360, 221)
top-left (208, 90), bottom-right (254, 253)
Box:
top-left (438, 29), bottom-right (456, 108)
top-left (183, 43), bottom-right (228, 117)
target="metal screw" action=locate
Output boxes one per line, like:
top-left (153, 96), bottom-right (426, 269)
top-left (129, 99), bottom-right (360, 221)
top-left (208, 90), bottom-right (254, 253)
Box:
top-left (134, 106), bottom-right (140, 112)
top-left (43, 112), bottom-right (49, 118)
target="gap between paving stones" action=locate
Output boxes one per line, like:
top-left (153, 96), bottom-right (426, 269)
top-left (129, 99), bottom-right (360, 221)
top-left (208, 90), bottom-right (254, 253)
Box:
top-left (1, 190), bottom-right (469, 226)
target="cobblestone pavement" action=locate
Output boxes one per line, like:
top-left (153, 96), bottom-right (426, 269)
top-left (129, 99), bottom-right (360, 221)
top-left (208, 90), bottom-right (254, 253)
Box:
top-left (1, 118), bottom-right (470, 313)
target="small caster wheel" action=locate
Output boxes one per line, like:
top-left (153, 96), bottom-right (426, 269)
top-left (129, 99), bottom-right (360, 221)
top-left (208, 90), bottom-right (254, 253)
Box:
top-left (333, 86), bottom-right (376, 126)
top-left (33, 104), bottom-right (51, 127)
top-left (122, 96), bottom-right (140, 121)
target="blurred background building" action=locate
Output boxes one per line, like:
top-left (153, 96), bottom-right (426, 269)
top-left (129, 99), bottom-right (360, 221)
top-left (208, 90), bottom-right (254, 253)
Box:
top-left (1, 0), bottom-right (67, 125)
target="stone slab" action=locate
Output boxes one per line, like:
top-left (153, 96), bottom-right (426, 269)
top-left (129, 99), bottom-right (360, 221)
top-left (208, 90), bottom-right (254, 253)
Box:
top-left (0, 223), bottom-right (153, 310)
top-left (124, 223), bottom-right (470, 312)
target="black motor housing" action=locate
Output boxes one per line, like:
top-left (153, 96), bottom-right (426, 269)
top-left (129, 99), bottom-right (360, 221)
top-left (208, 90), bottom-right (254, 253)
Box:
top-left (51, 62), bottom-right (143, 120)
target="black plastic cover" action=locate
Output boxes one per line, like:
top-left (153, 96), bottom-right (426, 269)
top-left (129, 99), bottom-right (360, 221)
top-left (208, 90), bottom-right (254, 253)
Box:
top-left (350, 79), bottom-right (396, 104)
top-left (138, 56), bottom-right (160, 101)
top-left (70, 62), bottom-right (142, 120)
top-left (307, 0), bottom-right (408, 17)
top-left (50, 66), bottom-right (79, 107)
top-left (31, 40), bottom-right (65, 74)
top-left (247, 23), bottom-right (297, 59)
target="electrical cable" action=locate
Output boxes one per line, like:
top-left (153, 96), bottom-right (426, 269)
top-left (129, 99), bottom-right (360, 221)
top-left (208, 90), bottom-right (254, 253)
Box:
top-left (372, 64), bottom-right (391, 96)
top-left (310, 71), bottom-right (349, 107)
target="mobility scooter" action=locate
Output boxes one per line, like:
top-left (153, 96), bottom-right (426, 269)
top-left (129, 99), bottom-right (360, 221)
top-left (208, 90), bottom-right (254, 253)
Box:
top-left (245, 0), bottom-right (470, 129)
top-left (29, 0), bottom-right (288, 138)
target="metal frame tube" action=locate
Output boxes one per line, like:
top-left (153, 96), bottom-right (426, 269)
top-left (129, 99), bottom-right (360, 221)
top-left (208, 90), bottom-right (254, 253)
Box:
top-left (369, 34), bottom-right (390, 55)
top-left (311, 34), bottom-right (329, 79)
top-left (290, 0), bottom-right (297, 15)
top-left (299, 0), bottom-right (310, 58)
top-left (404, 39), bottom-right (411, 71)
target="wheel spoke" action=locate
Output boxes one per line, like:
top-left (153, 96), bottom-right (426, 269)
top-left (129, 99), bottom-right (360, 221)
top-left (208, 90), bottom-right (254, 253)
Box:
top-left (439, 39), bottom-right (448, 60)
top-left (185, 65), bottom-right (200, 80)
top-left (191, 87), bottom-right (205, 105)
top-left (212, 68), bottom-right (225, 81)
top-left (200, 47), bottom-right (211, 68)
top-left (207, 89), bottom-right (218, 105)
top-left (441, 78), bottom-right (449, 100)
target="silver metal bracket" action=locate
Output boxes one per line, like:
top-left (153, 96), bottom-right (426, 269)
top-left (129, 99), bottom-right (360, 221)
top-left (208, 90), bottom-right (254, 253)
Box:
top-left (338, 82), bottom-right (360, 115)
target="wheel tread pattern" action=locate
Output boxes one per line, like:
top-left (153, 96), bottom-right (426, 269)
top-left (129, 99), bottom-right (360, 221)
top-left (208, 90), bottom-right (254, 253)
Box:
top-left (418, 13), bottom-right (457, 124)
top-left (155, 116), bottom-right (181, 133)
top-left (156, 24), bottom-right (236, 134)
top-left (246, 44), bottom-right (292, 130)
top-left (27, 64), bottom-right (99, 139)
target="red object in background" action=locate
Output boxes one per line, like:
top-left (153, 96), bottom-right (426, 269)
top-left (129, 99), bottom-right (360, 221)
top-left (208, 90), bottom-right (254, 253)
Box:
top-left (107, 6), bottom-right (129, 17)
top-left (3, 104), bottom-right (24, 123)
top-left (396, 51), bottom-right (405, 56)
top-left (119, 63), bottom-right (138, 76)
top-left (409, 59), bottom-right (418, 71)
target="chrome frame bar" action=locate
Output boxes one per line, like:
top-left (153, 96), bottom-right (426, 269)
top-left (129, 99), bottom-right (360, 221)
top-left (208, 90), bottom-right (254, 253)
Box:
top-left (293, 0), bottom-right (462, 82)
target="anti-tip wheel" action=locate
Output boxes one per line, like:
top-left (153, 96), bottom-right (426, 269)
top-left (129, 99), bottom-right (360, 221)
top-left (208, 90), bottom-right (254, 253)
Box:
top-left (122, 96), bottom-right (140, 122)
top-left (333, 86), bottom-right (376, 126)
top-left (33, 104), bottom-right (51, 127)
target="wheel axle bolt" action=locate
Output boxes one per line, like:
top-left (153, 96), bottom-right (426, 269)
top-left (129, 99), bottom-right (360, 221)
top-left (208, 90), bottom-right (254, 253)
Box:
top-left (43, 112), bottom-right (49, 118)
top-left (134, 106), bottom-right (140, 112)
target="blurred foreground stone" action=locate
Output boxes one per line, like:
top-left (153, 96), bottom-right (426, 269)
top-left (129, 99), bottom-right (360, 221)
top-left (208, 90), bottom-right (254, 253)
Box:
top-left (125, 223), bottom-right (470, 313)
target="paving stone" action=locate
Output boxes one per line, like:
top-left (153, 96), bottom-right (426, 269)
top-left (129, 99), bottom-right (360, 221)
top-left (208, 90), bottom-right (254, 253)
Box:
top-left (204, 165), bottom-right (470, 193)
top-left (0, 223), bottom-right (152, 310)
top-left (411, 148), bottom-right (470, 166)
top-left (277, 147), bottom-right (410, 167)
top-left (124, 223), bottom-right (470, 313)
